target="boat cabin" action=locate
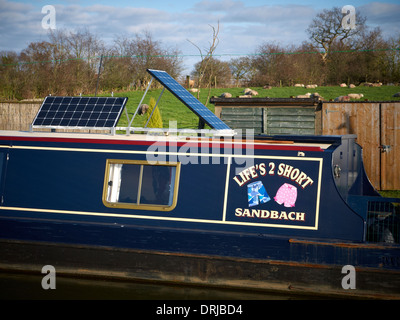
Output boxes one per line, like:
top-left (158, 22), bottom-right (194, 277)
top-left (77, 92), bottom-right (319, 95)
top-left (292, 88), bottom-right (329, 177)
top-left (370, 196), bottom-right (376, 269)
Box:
top-left (0, 69), bottom-right (399, 298)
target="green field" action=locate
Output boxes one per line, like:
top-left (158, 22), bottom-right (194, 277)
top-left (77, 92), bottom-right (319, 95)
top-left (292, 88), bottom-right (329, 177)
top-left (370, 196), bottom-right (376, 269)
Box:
top-left (101, 85), bottom-right (400, 195)
top-left (100, 85), bottom-right (400, 129)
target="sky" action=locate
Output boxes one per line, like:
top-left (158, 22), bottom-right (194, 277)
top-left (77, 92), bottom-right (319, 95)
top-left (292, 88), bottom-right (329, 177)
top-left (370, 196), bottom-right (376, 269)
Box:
top-left (1, 0), bottom-right (400, 74)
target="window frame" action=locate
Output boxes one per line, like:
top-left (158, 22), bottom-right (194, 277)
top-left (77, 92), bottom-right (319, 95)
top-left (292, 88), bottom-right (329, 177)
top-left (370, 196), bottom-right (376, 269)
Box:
top-left (102, 159), bottom-right (181, 212)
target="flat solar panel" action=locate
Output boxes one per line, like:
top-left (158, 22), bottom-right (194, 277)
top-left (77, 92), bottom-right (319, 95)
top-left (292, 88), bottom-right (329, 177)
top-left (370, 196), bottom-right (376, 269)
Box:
top-left (32, 96), bottom-right (127, 129)
top-left (147, 69), bottom-right (231, 131)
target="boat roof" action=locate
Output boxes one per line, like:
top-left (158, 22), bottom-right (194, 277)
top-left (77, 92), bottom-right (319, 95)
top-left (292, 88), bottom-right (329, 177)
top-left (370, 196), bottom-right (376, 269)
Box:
top-left (0, 130), bottom-right (334, 151)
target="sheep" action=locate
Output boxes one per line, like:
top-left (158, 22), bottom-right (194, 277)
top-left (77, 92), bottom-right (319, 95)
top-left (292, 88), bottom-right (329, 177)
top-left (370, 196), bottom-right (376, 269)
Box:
top-left (138, 104), bottom-right (149, 115)
top-left (263, 85), bottom-right (272, 89)
top-left (294, 84), bottom-right (305, 87)
top-left (348, 93), bottom-right (364, 99)
top-left (243, 88), bottom-right (252, 94)
top-left (296, 93), bottom-right (312, 98)
top-left (219, 92), bottom-right (232, 98)
top-left (334, 95), bottom-right (351, 102)
top-left (361, 82), bottom-right (373, 87)
top-left (340, 83), bottom-right (347, 87)
top-left (362, 82), bottom-right (382, 87)
top-left (310, 92), bottom-right (324, 100)
top-left (246, 90), bottom-right (258, 96)
top-left (349, 84), bottom-right (356, 88)
top-left (243, 88), bottom-right (258, 96)
top-left (189, 88), bottom-right (199, 93)
top-left (306, 84), bottom-right (318, 89)
top-left (188, 79), bottom-right (195, 88)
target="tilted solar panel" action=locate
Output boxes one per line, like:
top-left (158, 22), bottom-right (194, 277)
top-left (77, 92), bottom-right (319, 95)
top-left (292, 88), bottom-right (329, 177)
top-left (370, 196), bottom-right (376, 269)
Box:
top-left (32, 96), bottom-right (127, 129)
top-left (147, 69), bottom-right (231, 131)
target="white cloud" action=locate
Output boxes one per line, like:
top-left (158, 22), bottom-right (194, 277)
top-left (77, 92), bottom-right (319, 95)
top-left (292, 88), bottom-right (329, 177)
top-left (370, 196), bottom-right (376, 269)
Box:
top-left (0, 0), bottom-right (47, 51)
top-left (357, 2), bottom-right (400, 39)
top-left (1, 0), bottom-right (399, 63)
top-left (359, 2), bottom-right (400, 26)
top-left (359, 1), bottom-right (400, 20)
top-left (192, 0), bottom-right (242, 13)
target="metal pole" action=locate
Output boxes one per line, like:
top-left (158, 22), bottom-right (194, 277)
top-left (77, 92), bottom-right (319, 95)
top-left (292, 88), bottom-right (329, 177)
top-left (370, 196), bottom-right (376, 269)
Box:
top-left (145, 87), bottom-right (165, 128)
top-left (126, 77), bottom-right (154, 135)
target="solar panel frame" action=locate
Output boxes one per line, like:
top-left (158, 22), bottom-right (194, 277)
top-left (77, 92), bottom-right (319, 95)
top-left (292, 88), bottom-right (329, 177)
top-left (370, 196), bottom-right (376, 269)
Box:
top-left (146, 69), bottom-right (232, 131)
top-left (31, 96), bottom-right (128, 130)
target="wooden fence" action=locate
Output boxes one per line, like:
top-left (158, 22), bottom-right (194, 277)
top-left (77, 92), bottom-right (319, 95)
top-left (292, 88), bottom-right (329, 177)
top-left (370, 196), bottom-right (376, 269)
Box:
top-left (0, 101), bottom-right (109, 133)
top-left (1, 99), bottom-right (399, 190)
top-left (211, 98), bottom-right (399, 190)
top-left (316, 101), bottom-right (400, 190)
top-left (0, 101), bottom-right (41, 131)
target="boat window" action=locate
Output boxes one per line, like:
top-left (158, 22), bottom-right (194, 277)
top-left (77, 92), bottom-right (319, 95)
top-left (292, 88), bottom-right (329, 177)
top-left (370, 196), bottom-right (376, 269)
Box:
top-left (103, 160), bottom-right (180, 211)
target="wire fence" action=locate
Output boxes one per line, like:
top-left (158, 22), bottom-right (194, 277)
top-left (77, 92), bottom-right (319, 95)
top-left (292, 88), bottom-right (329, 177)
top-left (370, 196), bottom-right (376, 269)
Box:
top-left (1, 47), bottom-right (399, 67)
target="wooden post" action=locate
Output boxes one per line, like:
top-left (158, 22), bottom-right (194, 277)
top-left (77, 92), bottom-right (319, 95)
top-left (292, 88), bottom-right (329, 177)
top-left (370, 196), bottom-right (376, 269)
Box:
top-left (186, 75), bottom-right (190, 89)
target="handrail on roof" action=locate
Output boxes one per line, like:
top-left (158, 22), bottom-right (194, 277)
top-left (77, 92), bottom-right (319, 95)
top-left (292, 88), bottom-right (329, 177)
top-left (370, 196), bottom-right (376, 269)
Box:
top-left (125, 69), bottom-right (236, 137)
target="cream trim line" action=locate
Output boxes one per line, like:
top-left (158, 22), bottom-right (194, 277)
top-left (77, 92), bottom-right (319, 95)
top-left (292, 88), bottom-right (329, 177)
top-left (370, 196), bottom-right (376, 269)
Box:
top-left (0, 144), bottom-right (323, 231)
top-left (0, 144), bottom-right (323, 161)
top-left (222, 156), bottom-right (232, 222)
top-left (0, 206), bottom-right (318, 230)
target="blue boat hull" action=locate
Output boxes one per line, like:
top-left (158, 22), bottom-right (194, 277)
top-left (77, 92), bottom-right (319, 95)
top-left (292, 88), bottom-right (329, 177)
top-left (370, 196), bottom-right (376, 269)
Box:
top-left (0, 132), bottom-right (399, 298)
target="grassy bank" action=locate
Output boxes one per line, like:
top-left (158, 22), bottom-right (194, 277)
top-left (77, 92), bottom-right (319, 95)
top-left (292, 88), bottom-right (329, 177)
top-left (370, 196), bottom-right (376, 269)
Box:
top-left (99, 85), bottom-right (400, 129)
top-left (380, 190), bottom-right (400, 198)
top-left (97, 85), bottom-right (400, 195)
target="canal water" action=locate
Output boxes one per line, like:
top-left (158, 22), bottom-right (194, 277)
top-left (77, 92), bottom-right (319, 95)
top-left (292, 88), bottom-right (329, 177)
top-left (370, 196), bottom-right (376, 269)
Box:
top-left (0, 271), bottom-right (318, 300)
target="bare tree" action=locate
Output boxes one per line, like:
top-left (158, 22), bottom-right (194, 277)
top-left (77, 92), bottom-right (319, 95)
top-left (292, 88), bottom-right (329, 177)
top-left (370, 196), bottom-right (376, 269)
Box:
top-left (192, 57), bottom-right (231, 88)
top-left (384, 33), bottom-right (400, 82)
top-left (187, 22), bottom-right (220, 105)
top-left (306, 7), bottom-right (367, 64)
top-left (0, 51), bottom-right (22, 99)
top-left (250, 42), bottom-right (291, 86)
top-left (229, 56), bottom-right (253, 87)
top-left (68, 31), bottom-right (182, 93)
top-left (112, 31), bottom-right (182, 90)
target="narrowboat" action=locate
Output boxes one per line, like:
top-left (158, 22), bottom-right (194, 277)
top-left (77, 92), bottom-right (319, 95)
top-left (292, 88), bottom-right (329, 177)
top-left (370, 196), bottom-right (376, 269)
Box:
top-left (0, 69), bottom-right (399, 299)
